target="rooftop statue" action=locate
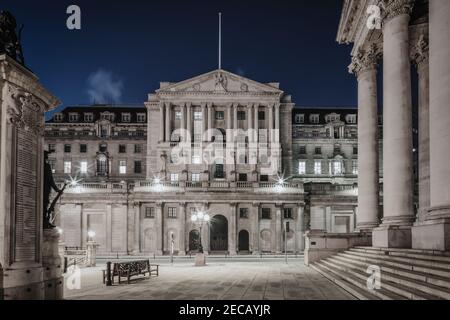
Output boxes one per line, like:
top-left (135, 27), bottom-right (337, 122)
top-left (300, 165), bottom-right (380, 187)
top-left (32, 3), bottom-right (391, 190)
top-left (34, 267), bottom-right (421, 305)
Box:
top-left (0, 10), bottom-right (25, 65)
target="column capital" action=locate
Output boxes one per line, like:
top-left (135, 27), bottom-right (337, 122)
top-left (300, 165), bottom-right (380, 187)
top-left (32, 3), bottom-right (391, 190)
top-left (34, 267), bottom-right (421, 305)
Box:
top-left (179, 202), bottom-right (187, 207)
top-left (233, 103), bottom-right (239, 109)
top-left (349, 44), bottom-right (381, 77)
top-left (156, 202), bottom-right (164, 207)
top-left (186, 102), bottom-right (192, 108)
top-left (274, 102), bottom-right (280, 110)
top-left (380, 0), bottom-right (414, 23)
top-left (252, 201), bottom-right (260, 207)
top-left (410, 34), bottom-right (429, 67)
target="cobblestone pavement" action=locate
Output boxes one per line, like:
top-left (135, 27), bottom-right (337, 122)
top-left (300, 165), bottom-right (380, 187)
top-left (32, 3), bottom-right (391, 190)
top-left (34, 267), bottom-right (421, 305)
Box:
top-left (64, 258), bottom-right (355, 300)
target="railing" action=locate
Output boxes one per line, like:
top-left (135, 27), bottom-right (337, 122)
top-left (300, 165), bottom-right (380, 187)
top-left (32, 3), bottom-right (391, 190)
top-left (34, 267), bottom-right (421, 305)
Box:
top-left (236, 181), bottom-right (253, 188)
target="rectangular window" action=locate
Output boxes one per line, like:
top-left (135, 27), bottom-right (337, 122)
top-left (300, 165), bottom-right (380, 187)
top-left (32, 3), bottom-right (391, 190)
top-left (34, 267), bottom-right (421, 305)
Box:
top-left (121, 113), bottom-right (131, 122)
top-left (215, 111), bottom-right (224, 120)
top-left (299, 146), bottom-right (306, 154)
top-left (170, 173), bottom-right (179, 182)
top-left (238, 173), bottom-right (247, 182)
top-left (134, 161), bottom-right (142, 174)
top-left (191, 173), bottom-right (200, 182)
top-left (137, 113), bottom-right (146, 123)
top-left (119, 144), bottom-right (126, 153)
top-left (298, 161), bottom-right (306, 175)
top-left (119, 160), bottom-right (127, 174)
top-left (64, 144), bottom-right (71, 153)
top-left (69, 113), bottom-right (78, 122)
top-left (260, 175), bottom-right (269, 182)
top-left (175, 111), bottom-right (182, 120)
top-left (310, 114), bottom-right (319, 124)
top-left (314, 161), bottom-right (322, 175)
top-left (48, 144), bottom-right (56, 152)
top-left (261, 208), bottom-right (271, 219)
top-left (284, 208), bottom-right (293, 219)
top-left (295, 114), bottom-right (304, 124)
top-left (194, 111), bottom-right (202, 120)
top-left (134, 144), bottom-right (142, 153)
top-left (84, 113), bottom-right (93, 122)
top-left (168, 207), bottom-right (177, 219)
top-left (258, 111), bottom-right (265, 120)
top-left (145, 207), bottom-right (155, 219)
top-left (64, 161), bottom-right (71, 174)
top-left (334, 161), bottom-right (342, 175)
top-left (239, 208), bottom-right (249, 219)
top-left (80, 161), bottom-right (88, 174)
top-left (315, 146), bottom-right (322, 155)
top-left (80, 144), bottom-right (87, 153)
top-left (54, 114), bottom-right (63, 122)
top-left (237, 111), bottom-right (246, 120)
top-left (353, 146), bottom-right (358, 155)
top-left (352, 160), bottom-right (358, 175)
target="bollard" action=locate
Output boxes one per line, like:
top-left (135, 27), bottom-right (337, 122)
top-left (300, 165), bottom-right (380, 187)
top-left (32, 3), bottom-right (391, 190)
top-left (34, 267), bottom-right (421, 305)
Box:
top-left (64, 257), bottom-right (68, 273)
top-left (116, 253), bottom-right (119, 259)
top-left (153, 253), bottom-right (156, 260)
top-left (106, 261), bottom-right (112, 286)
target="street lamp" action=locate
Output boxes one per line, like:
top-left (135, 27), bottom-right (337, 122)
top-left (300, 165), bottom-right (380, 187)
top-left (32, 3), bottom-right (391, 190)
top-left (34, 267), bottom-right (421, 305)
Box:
top-left (87, 230), bottom-right (96, 242)
top-left (190, 211), bottom-right (210, 254)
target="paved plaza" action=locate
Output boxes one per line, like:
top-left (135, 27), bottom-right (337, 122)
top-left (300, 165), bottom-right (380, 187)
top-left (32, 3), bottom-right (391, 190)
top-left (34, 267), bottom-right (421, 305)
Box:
top-left (64, 257), bottom-right (355, 300)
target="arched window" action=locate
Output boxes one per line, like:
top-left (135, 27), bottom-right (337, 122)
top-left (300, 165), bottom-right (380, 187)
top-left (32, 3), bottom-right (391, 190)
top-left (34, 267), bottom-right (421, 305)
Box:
top-left (97, 154), bottom-right (108, 176)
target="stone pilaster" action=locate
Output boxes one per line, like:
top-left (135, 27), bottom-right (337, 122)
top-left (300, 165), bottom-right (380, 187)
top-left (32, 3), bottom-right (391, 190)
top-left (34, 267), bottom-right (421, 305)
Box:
top-left (159, 102), bottom-right (165, 142)
top-left (254, 103), bottom-right (259, 143)
top-left (179, 202), bottom-right (186, 255)
top-left (165, 102), bottom-right (171, 142)
top-left (233, 103), bottom-right (238, 130)
top-left (207, 103), bottom-right (213, 141)
top-left (186, 103), bottom-right (192, 142)
top-left (275, 203), bottom-right (283, 253)
top-left (228, 203), bottom-right (237, 255)
top-left (201, 103), bottom-right (207, 142)
top-left (247, 103), bottom-right (253, 142)
top-left (180, 103), bottom-right (186, 142)
top-left (274, 103), bottom-right (280, 143)
top-left (373, 0), bottom-right (414, 248)
top-left (133, 202), bottom-right (140, 253)
top-left (251, 202), bottom-right (260, 254)
top-left (349, 44), bottom-right (380, 231)
top-left (156, 202), bottom-right (164, 255)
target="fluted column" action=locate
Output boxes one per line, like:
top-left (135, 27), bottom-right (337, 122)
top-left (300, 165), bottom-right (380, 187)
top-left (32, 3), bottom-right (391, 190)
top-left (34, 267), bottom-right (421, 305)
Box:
top-left (186, 103), bottom-right (192, 142)
top-left (268, 104), bottom-right (274, 142)
top-left (373, 0), bottom-right (414, 248)
top-left (201, 103), bottom-right (207, 142)
top-left (228, 203), bottom-right (237, 255)
top-left (159, 103), bottom-right (165, 142)
top-left (275, 204), bottom-right (282, 253)
top-left (411, 36), bottom-right (430, 222)
top-left (207, 103), bottom-right (213, 141)
top-left (247, 103), bottom-right (253, 142)
top-left (165, 102), bottom-right (171, 143)
top-left (254, 103), bottom-right (259, 143)
top-left (233, 104), bottom-right (238, 130)
top-left (180, 103), bottom-right (186, 142)
top-left (252, 202), bottom-right (260, 254)
top-left (349, 45), bottom-right (380, 230)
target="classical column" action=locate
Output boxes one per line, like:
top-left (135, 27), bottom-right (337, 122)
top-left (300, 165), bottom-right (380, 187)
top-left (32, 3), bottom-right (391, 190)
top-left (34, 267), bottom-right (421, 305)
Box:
top-left (201, 103), bottom-right (207, 142)
top-left (254, 103), bottom-right (259, 143)
top-left (133, 202), bottom-right (141, 253)
top-left (180, 103), bottom-right (186, 142)
top-left (228, 203), bottom-right (237, 255)
top-left (373, 1), bottom-right (414, 248)
top-left (296, 205), bottom-right (304, 252)
top-left (247, 103), bottom-right (253, 142)
top-left (411, 36), bottom-right (430, 222)
top-left (156, 202), bottom-right (164, 255)
top-left (233, 103), bottom-right (238, 130)
top-left (268, 104), bottom-right (274, 143)
top-left (165, 102), bottom-right (171, 143)
top-left (207, 103), bottom-right (213, 141)
top-left (186, 103), bottom-right (192, 142)
top-left (179, 202), bottom-right (186, 255)
top-left (274, 103), bottom-right (280, 142)
top-left (349, 45), bottom-right (380, 231)
top-left (275, 204), bottom-right (283, 253)
top-left (159, 102), bottom-right (165, 142)
top-left (252, 202), bottom-right (260, 254)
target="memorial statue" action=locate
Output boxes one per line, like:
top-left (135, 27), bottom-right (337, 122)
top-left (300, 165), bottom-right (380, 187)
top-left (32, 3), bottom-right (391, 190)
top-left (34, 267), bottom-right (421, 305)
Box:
top-left (0, 10), bottom-right (25, 65)
top-left (43, 151), bottom-right (65, 229)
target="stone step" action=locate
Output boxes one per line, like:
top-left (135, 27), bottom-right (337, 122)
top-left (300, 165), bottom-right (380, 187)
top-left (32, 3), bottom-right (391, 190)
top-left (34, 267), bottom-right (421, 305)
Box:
top-left (348, 248), bottom-right (450, 271)
top-left (322, 259), bottom-right (441, 300)
top-left (325, 257), bottom-right (445, 300)
top-left (310, 263), bottom-right (380, 300)
top-left (352, 247), bottom-right (450, 262)
top-left (338, 251), bottom-right (450, 287)
top-left (311, 262), bottom-right (403, 300)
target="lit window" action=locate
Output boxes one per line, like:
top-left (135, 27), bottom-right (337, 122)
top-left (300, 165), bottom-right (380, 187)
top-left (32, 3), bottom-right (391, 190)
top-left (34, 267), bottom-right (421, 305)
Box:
top-left (347, 114), bottom-right (357, 124)
top-left (64, 161), bottom-right (71, 174)
top-left (137, 113), bottom-right (146, 123)
top-left (298, 161), bottom-right (306, 175)
top-left (175, 111), bottom-right (182, 120)
top-left (194, 111), bottom-right (202, 120)
top-left (310, 114), bottom-right (319, 124)
top-left (79, 161), bottom-right (88, 174)
top-left (119, 160), bottom-right (127, 174)
top-left (334, 161), bottom-right (342, 175)
top-left (84, 113), bottom-right (93, 122)
top-left (69, 113), bottom-right (78, 122)
top-left (122, 113), bottom-right (131, 122)
top-left (171, 173), bottom-right (179, 182)
top-left (314, 161), bottom-right (321, 175)
top-left (191, 173), bottom-right (200, 182)
top-left (352, 160), bottom-right (358, 175)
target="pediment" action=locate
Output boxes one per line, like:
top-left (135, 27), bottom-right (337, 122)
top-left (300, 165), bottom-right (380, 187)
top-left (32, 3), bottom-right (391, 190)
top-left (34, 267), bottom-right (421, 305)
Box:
top-left (156, 69), bottom-right (283, 95)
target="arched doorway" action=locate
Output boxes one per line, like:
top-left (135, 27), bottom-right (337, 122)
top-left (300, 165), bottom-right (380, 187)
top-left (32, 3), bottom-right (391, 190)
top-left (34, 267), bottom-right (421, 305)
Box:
top-left (238, 230), bottom-right (249, 252)
top-left (210, 215), bottom-right (228, 251)
top-left (189, 229), bottom-right (200, 252)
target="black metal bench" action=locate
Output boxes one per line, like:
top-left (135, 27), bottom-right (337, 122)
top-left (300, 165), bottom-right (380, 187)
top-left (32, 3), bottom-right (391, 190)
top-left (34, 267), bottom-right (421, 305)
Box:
top-left (103, 260), bottom-right (159, 284)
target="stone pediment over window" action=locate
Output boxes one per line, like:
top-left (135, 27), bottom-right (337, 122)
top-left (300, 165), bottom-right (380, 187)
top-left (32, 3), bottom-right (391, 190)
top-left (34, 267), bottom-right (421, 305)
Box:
top-left (155, 69), bottom-right (283, 97)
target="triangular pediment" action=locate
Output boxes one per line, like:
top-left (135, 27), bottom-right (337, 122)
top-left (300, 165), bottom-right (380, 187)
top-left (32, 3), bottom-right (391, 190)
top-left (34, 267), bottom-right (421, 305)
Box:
top-left (156, 69), bottom-right (283, 95)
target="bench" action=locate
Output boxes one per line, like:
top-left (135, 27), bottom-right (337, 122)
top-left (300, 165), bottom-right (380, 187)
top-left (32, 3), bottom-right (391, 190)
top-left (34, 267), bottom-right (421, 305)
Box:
top-left (103, 260), bottom-right (159, 284)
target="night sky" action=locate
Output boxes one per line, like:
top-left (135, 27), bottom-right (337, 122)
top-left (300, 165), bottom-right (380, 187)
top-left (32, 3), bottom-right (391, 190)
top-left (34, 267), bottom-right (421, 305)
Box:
top-left (2, 0), bottom-right (357, 116)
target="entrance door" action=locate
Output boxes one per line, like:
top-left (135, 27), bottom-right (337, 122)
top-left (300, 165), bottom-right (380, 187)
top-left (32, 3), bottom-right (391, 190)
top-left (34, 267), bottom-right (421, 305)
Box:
top-left (238, 230), bottom-right (249, 251)
top-left (189, 229), bottom-right (200, 251)
top-left (210, 215), bottom-right (228, 251)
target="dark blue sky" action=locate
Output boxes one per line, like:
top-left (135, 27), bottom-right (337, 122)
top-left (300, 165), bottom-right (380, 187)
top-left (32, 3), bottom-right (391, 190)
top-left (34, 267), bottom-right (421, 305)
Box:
top-left (2, 0), bottom-right (357, 116)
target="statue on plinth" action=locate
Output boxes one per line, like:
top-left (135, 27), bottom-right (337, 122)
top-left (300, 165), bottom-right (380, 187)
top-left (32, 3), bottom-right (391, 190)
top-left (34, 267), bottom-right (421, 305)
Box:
top-left (0, 10), bottom-right (25, 65)
top-left (43, 151), bottom-right (66, 229)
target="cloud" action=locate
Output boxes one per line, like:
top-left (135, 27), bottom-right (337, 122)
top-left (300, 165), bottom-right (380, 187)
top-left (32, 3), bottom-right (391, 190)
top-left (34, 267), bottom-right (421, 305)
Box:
top-left (87, 69), bottom-right (123, 104)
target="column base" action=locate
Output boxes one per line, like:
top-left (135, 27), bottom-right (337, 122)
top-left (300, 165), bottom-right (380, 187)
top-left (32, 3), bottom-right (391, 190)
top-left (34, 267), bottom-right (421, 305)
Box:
top-left (355, 222), bottom-right (379, 232)
top-left (412, 218), bottom-right (450, 251)
top-left (178, 251), bottom-right (186, 256)
top-left (372, 225), bottom-right (412, 248)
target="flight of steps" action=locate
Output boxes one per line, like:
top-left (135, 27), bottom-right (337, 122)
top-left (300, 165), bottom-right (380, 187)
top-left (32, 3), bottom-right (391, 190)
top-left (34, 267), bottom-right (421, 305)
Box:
top-left (310, 246), bottom-right (450, 300)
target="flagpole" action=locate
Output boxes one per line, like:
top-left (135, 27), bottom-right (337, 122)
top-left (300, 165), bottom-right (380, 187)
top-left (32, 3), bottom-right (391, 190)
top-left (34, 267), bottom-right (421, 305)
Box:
top-left (218, 12), bottom-right (222, 70)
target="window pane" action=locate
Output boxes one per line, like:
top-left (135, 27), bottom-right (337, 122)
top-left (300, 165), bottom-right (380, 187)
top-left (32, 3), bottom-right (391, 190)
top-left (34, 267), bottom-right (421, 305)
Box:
top-left (64, 161), bottom-right (71, 174)
top-left (80, 161), bottom-right (88, 174)
top-left (119, 161), bottom-right (127, 174)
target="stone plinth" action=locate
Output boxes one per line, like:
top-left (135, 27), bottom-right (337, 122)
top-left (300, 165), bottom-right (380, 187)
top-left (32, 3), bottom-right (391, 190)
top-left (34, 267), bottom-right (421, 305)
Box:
top-left (304, 230), bottom-right (372, 266)
top-left (194, 253), bottom-right (206, 266)
top-left (412, 218), bottom-right (450, 251)
top-left (0, 55), bottom-right (60, 300)
top-left (372, 225), bottom-right (412, 248)
top-left (42, 229), bottom-right (63, 300)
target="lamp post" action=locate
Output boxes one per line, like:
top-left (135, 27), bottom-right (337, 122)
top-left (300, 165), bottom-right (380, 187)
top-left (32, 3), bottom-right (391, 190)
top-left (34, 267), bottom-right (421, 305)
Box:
top-left (191, 211), bottom-right (210, 265)
top-left (86, 230), bottom-right (97, 267)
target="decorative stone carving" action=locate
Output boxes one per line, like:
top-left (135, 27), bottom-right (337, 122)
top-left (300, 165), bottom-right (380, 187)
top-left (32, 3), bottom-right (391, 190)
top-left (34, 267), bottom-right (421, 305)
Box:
top-left (192, 83), bottom-right (200, 91)
top-left (240, 83), bottom-right (248, 92)
top-left (348, 44), bottom-right (381, 77)
top-left (7, 85), bottom-right (44, 135)
top-left (380, 0), bottom-right (414, 23)
top-left (410, 34), bottom-right (429, 67)
top-left (214, 71), bottom-right (227, 92)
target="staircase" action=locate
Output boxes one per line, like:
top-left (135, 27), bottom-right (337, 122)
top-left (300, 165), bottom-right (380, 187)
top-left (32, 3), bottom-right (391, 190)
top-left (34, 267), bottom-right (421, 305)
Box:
top-left (310, 246), bottom-right (450, 300)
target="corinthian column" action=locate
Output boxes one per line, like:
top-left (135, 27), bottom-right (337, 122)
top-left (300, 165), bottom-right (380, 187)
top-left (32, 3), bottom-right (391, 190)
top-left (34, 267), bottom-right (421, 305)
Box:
top-left (373, 0), bottom-right (414, 248)
top-left (186, 103), bottom-right (192, 142)
top-left (201, 103), bottom-right (207, 142)
top-left (165, 102), bottom-right (171, 143)
top-left (159, 102), bottom-right (165, 142)
top-left (247, 103), bottom-right (253, 142)
top-left (349, 45), bottom-right (380, 231)
top-left (254, 103), bottom-right (259, 143)
top-left (180, 103), bottom-right (186, 142)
